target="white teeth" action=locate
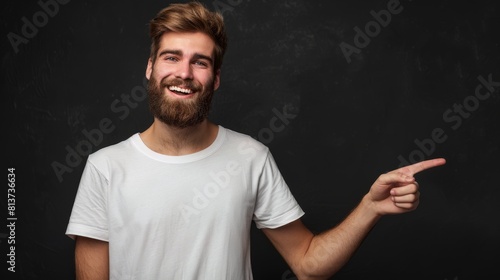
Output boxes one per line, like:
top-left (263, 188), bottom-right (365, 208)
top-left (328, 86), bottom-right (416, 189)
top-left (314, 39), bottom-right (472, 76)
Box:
top-left (169, 86), bottom-right (192, 94)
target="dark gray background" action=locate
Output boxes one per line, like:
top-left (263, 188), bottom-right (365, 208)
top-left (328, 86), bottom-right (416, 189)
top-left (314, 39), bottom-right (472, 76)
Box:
top-left (2, 0), bottom-right (499, 279)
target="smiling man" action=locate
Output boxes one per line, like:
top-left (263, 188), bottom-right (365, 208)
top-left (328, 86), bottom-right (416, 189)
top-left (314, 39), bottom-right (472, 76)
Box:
top-left (142, 30), bottom-right (221, 154)
top-left (65, 2), bottom-right (446, 280)
top-left (147, 31), bottom-right (218, 128)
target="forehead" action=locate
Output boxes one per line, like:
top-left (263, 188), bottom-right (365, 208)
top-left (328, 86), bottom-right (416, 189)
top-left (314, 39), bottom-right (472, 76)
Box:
top-left (158, 32), bottom-right (215, 57)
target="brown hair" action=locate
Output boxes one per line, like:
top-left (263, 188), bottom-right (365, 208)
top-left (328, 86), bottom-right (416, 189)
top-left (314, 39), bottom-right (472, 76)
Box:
top-left (149, 1), bottom-right (228, 71)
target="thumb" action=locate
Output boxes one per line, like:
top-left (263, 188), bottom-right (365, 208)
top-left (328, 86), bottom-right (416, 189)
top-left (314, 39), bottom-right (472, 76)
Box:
top-left (375, 172), bottom-right (415, 189)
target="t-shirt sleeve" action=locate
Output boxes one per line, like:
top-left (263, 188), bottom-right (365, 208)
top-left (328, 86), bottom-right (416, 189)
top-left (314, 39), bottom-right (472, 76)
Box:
top-left (65, 159), bottom-right (109, 241)
top-left (253, 151), bottom-right (304, 229)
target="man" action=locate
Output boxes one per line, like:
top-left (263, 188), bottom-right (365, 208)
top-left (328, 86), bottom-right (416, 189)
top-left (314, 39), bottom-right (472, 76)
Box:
top-left (65, 2), bottom-right (446, 279)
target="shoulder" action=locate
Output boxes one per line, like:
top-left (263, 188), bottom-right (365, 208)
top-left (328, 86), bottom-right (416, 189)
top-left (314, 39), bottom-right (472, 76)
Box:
top-left (221, 126), bottom-right (269, 155)
top-left (216, 126), bottom-right (276, 169)
top-left (87, 133), bottom-right (138, 165)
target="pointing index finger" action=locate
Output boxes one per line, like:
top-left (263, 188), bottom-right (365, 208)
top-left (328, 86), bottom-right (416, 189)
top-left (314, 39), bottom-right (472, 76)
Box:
top-left (400, 158), bottom-right (446, 176)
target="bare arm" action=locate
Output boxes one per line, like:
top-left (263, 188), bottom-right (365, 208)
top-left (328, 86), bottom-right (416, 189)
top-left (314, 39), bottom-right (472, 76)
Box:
top-left (75, 236), bottom-right (109, 280)
top-left (263, 196), bottom-right (379, 279)
top-left (263, 158), bottom-right (446, 280)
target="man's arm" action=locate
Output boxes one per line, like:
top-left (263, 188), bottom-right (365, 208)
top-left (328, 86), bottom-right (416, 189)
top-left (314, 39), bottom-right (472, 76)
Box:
top-left (262, 158), bottom-right (446, 280)
top-left (75, 236), bottom-right (109, 280)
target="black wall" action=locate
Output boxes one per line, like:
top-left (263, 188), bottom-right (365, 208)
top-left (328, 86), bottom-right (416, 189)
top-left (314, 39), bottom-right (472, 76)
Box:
top-left (2, 0), bottom-right (499, 279)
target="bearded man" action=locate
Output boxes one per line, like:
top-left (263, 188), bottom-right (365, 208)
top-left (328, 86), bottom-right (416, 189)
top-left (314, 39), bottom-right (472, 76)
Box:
top-left (65, 2), bottom-right (445, 279)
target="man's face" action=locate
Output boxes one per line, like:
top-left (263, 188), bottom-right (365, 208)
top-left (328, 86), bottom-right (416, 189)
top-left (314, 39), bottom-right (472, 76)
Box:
top-left (146, 32), bottom-right (221, 128)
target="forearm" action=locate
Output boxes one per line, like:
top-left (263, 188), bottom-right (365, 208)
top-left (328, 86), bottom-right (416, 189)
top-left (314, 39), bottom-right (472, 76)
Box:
top-left (296, 195), bottom-right (381, 279)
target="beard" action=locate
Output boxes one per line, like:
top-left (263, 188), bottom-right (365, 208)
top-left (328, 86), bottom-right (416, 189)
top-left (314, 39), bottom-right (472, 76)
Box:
top-left (147, 74), bottom-right (215, 128)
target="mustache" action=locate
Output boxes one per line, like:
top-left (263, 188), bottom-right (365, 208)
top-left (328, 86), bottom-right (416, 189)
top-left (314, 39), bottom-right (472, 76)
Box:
top-left (160, 78), bottom-right (202, 92)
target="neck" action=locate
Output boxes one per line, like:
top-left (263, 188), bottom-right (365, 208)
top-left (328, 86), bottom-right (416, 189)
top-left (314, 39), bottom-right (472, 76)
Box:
top-left (140, 118), bottom-right (219, 156)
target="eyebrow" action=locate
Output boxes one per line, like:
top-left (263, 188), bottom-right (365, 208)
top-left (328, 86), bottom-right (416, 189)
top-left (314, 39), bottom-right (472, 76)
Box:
top-left (158, 49), bottom-right (213, 65)
top-left (158, 49), bottom-right (182, 57)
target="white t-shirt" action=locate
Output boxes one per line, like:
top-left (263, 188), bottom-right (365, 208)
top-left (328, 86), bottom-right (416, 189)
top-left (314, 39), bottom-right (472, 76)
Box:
top-left (65, 126), bottom-right (304, 280)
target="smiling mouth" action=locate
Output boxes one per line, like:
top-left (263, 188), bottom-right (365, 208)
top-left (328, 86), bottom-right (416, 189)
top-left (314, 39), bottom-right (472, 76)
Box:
top-left (168, 85), bottom-right (193, 95)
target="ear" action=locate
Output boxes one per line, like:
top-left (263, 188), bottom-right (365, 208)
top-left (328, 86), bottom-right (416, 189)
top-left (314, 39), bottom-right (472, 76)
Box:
top-left (213, 69), bottom-right (221, 91)
top-left (146, 58), bottom-right (153, 80)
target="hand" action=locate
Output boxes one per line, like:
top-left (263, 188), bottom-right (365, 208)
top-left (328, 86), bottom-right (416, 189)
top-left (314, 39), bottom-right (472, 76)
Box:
top-left (367, 158), bottom-right (446, 215)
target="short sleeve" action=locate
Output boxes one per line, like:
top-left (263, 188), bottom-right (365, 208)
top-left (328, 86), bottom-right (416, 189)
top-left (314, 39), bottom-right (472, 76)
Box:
top-left (65, 159), bottom-right (109, 241)
top-left (253, 151), bottom-right (304, 229)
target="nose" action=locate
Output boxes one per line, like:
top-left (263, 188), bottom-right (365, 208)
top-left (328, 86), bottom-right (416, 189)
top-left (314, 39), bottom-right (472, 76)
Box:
top-left (175, 60), bottom-right (193, 80)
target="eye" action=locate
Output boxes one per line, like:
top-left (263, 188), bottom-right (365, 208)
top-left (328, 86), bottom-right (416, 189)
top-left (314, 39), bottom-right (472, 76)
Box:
top-left (165, 56), bottom-right (178, 62)
top-left (194, 60), bottom-right (209, 67)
